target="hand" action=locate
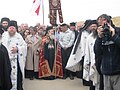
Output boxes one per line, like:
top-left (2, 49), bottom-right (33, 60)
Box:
top-left (36, 50), bottom-right (40, 55)
top-left (97, 26), bottom-right (104, 38)
top-left (27, 43), bottom-right (32, 48)
top-left (107, 24), bottom-right (115, 36)
top-left (54, 38), bottom-right (57, 42)
top-left (46, 39), bottom-right (49, 43)
top-left (11, 47), bottom-right (18, 54)
top-left (63, 46), bottom-right (67, 50)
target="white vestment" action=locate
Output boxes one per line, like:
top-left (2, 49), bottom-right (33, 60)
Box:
top-left (83, 33), bottom-right (100, 89)
top-left (66, 30), bottom-right (89, 72)
top-left (2, 32), bottom-right (27, 90)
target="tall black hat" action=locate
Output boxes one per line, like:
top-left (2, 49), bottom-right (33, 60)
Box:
top-left (1, 17), bottom-right (10, 23)
top-left (8, 20), bottom-right (18, 30)
top-left (70, 22), bottom-right (76, 26)
top-left (53, 24), bottom-right (58, 27)
top-left (60, 23), bottom-right (68, 27)
top-left (82, 19), bottom-right (92, 30)
top-left (90, 20), bottom-right (98, 26)
top-left (45, 26), bottom-right (53, 35)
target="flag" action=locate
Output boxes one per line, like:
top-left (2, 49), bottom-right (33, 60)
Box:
top-left (30, 0), bottom-right (42, 15)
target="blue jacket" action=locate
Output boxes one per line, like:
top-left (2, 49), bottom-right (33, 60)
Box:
top-left (94, 28), bottom-right (120, 75)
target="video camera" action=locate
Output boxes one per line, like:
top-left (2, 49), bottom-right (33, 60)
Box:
top-left (102, 23), bottom-right (111, 43)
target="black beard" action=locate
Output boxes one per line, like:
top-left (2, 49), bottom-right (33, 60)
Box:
top-left (92, 29), bottom-right (98, 38)
top-left (2, 27), bottom-right (8, 31)
top-left (86, 29), bottom-right (92, 34)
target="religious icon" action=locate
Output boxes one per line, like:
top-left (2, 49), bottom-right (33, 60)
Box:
top-left (52, 0), bottom-right (58, 7)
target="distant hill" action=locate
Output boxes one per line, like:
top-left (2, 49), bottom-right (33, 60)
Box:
top-left (77, 16), bottom-right (120, 27)
top-left (112, 16), bottom-right (120, 27)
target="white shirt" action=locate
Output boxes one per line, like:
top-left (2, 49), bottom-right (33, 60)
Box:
top-left (59, 29), bottom-right (75, 48)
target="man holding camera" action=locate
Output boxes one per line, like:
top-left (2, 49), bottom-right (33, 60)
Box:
top-left (94, 14), bottom-right (120, 90)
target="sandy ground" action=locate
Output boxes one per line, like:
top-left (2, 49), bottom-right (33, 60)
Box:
top-left (24, 77), bottom-right (89, 90)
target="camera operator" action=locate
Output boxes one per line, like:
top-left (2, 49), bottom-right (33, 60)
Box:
top-left (94, 14), bottom-right (120, 90)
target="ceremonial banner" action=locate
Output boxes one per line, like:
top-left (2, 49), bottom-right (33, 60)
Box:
top-left (49, 0), bottom-right (63, 25)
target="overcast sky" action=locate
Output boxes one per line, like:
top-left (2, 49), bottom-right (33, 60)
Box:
top-left (0, 0), bottom-right (120, 26)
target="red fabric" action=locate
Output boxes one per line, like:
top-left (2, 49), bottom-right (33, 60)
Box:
top-left (39, 49), bottom-right (51, 78)
top-left (52, 44), bottom-right (63, 77)
top-left (33, 0), bottom-right (36, 3)
top-left (35, 5), bottom-right (40, 15)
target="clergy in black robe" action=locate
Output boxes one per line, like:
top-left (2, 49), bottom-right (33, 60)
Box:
top-left (39, 26), bottom-right (63, 79)
top-left (0, 26), bottom-right (12, 90)
top-left (44, 38), bottom-right (56, 80)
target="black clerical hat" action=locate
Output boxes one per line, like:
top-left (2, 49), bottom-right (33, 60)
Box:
top-left (90, 20), bottom-right (98, 26)
top-left (8, 20), bottom-right (18, 30)
top-left (70, 22), bottom-right (76, 26)
top-left (45, 26), bottom-right (53, 35)
top-left (1, 17), bottom-right (10, 23)
top-left (82, 20), bottom-right (92, 30)
top-left (60, 23), bottom-right (68, 27)
top-left (53, 24), bottom-right (58, 27)
top-left (46, 26), bottom-right (53, 31)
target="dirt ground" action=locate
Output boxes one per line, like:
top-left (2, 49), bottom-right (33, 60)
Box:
top-left (24, 78), bottom-right (89, 90)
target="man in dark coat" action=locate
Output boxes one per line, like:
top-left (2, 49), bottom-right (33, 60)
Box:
top-left (0, 25), bottom-right (12, 90)
top-left (94, 14), bottom-right (120, 90)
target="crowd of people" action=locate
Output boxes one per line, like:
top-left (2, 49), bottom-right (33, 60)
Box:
top-left (0, 14), bottom-right (120, 90)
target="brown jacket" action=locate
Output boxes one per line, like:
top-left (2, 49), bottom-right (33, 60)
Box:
top-left (25, 34), bottom-right (42, 72)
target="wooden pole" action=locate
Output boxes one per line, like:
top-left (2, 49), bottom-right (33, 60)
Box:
top-left (53, 25), bottom-right (57, 78)
top-left (42, 0), bottom-right (44, 24)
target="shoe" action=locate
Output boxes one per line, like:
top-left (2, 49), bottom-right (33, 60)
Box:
top-left (30, 77), bottom-right (34, 80)
top-left (83, 79), bottom-right (90, 86)
top-left (35, 76), bottom-right (39, 79)
top-left (62, 75), bottom-right (67, 79)
top-left (69, 74), bottom-right (74, 80)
